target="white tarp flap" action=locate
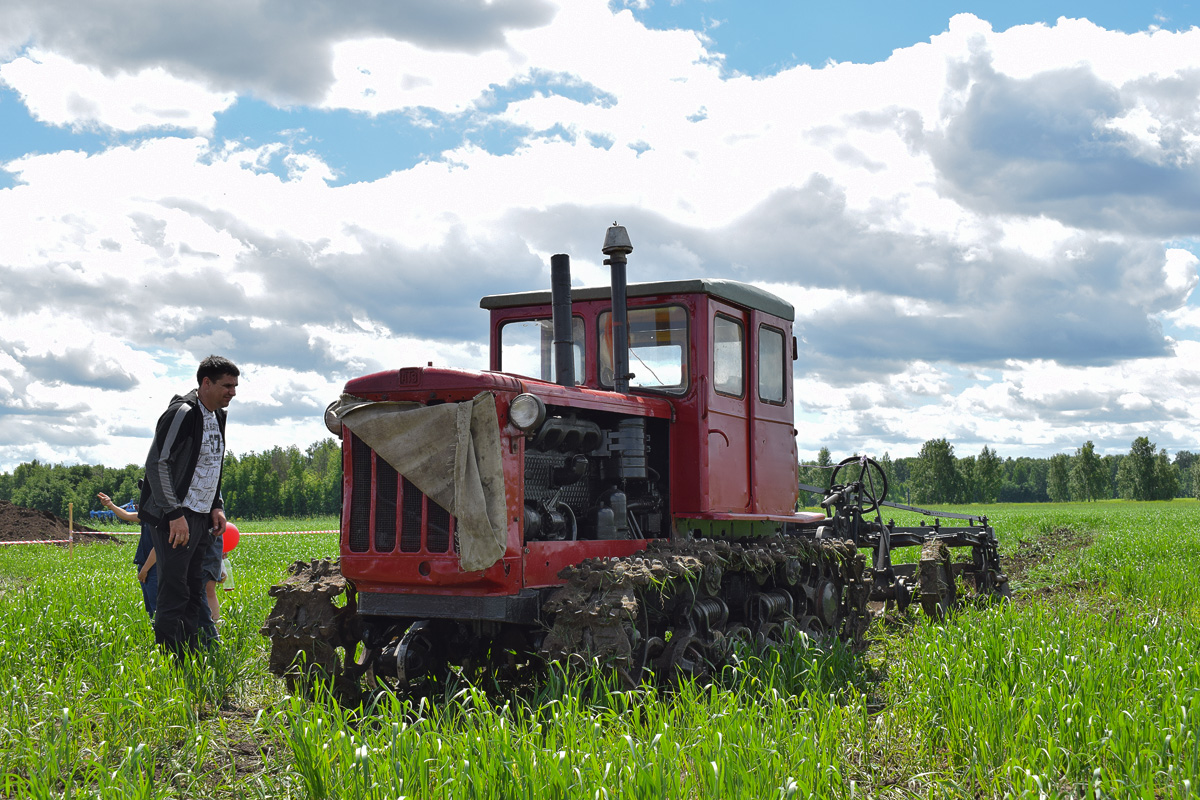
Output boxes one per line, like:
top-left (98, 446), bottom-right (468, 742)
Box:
top-left (336, 392), bottom-right (508, 572)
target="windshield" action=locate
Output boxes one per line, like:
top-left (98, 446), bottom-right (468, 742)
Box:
top-left (499, 317), bottom-right (585, 381)
top-left (599, 306), bottom-right (689, 393)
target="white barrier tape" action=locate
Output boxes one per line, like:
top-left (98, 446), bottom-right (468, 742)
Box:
top-left (100, 529), bottom-right (339, 536)
top-left (0, 529), bottom-right (339, 546)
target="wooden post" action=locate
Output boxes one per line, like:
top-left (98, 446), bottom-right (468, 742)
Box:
top-left (68, 502), bottom-right (74, 555)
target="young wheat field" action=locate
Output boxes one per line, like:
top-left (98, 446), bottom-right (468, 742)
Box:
top-left (1, 503), bottom-right (1198, 798)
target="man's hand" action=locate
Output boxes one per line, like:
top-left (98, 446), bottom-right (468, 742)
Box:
top-left (96, 491), bottom-right (114, 509)
top-left (169, 516), bottom-right (189, 548)
top-left (137, 566), bottom-right (150, 584)
top-left (210, 509), bottom-right (227, 536)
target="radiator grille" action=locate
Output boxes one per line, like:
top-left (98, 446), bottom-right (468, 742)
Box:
top-left (428, 504), bottom-right (451, 553)
top-left (375, 459), bottom-right (398, 552)
top-left (349, 437), bottom-right (373, 552)
top-left (400, 477), bottom-right (423, 552)
top-left (347, 431), bottom-right (456, 554)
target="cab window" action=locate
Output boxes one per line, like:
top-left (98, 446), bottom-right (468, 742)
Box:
top-left (599, 306), bottom-right (689, 393)
top-left (713, 315), bottom-right (744, 397)
top-left (499, 317), bottom-right (585, 381)
top-left (758, 324), bottom-right (786, 403)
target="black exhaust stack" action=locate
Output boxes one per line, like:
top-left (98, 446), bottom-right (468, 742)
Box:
top-left (602, 224), bottom-right (634, 394)
top-left (550, 253), bottom-right (575, 387)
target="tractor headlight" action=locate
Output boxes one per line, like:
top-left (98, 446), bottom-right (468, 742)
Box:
top-left (509, 393), bottom-right (546, 433)
top-left (324, 401), bottom-right (343, 437)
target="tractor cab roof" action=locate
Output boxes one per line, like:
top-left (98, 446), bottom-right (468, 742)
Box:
top-left (480, 278), bottom-right (794, 322)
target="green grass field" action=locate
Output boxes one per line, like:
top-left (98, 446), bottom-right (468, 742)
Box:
top-left (1, 503), bottom-right (1198, 798)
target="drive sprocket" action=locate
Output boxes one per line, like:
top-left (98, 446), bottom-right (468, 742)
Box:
top-left (260, 558), bottom-right (365, 702)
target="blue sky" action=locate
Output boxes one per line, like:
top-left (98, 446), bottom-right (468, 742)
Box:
top-left (6, 1), bottom-right (1195, 188)
top-left (0, 0), bottom-right (1198, 470)
top-left (629, 1), bottom-right (1199, 74)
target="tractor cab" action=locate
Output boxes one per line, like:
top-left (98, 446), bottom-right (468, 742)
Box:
top-left (482, 277), bottom-right (801, 531)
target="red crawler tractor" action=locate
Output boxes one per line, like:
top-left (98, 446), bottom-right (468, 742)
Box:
top-left (262, 224), bottom-right (1008, 695)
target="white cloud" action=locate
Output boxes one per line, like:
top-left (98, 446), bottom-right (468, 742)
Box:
top-left (0, 0), bottom-right (556, 104)
top-left (1166, 305), bottom-right (1200, 330)
top-left (324, 38), bottom-right (524, 114)
top-left (1163, 247), bottom-right (1199, 295)
top-left (0, 49), bottom-right (234, 134)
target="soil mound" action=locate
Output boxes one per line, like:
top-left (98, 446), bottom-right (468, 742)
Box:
top-left (1005, 526), bottom-right (1092, 584)
top-left (0, 500), bottom-right (117, 544)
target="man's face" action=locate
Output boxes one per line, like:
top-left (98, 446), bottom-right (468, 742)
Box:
top-left (199, 374), bottom-right (238, 411)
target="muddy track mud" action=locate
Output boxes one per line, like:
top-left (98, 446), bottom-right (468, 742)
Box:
top-left (541, 537), bottom-right (871, 684)
top-left (260, 558), bottom-right (364, 700)
top-left (262, 536), bottom-right (872, 695)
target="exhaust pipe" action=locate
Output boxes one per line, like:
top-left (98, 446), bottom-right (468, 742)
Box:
top-left (550, 253), bottom-right (575, 387)
top-left (602, 224), bottom-right (634, 394)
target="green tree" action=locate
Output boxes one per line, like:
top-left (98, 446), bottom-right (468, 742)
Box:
top-left (1069, 441), bottom-right (1107, 502)
top-left (1175, 451), bottom-right (1196, 499)
top-left (0, 440), bottom-right (343, 521)
top-left (1047, 453), bottom-right (1071, 502)
top-left (1117, 437), bottom-right (1157, 500)
top-left (1102, 455), bottom-right (1121, 499)
top-left (1153, 449), bottom-right (1178, 501)
top-left (958, 454), bottom-right (977, 502)
top-left (975, 446), bottom-right (1002, 503)
top-left (910, 438), bottom-right (962, 504)
top-left (282, 452), bottom-right (308, 517)
top-left (797, 447), bottom-right (833, 508)
top-left (876, 451), bottom-right (896, 503)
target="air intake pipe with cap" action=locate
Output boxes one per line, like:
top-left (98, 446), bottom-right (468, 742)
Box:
top-left (602, 223), bottom-right (633, 394)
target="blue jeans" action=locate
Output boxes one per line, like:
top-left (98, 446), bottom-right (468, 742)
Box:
top-left (140, 563), bottom-right (159, 616)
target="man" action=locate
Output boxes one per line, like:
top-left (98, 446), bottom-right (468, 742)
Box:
top-left (140, 355), bottom-right (239, 655)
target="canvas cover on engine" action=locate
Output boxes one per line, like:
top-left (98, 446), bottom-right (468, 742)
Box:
top-left (334, 392), bottom-right (507, 572)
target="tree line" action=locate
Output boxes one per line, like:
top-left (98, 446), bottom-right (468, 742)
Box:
top-left (3, 434), bottom-right (1195, 521)
top-left (0, 439), bottom-right (343, 522)
top-left (800, 436), bottom-right (1198, 507)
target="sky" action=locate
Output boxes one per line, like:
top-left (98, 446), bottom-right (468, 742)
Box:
top-left (1, 0), bottom-right (1199, 473)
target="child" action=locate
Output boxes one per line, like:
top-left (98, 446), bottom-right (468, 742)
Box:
top-left (98, 491), bottom-right (159, 615)
top-left (98, 491), bottom-right (221, 634)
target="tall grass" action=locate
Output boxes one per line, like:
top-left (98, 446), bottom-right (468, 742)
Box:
top-left (0, 503), bottom-right (1198, 797)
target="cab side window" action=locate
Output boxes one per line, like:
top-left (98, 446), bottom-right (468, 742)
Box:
top-left (713, 315), bottom-right (744, 397)
top-left (758, 325), bottom-right (786, 403)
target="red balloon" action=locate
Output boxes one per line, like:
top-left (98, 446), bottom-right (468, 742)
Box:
top-left (222, 522), bottom-right (239, 553)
